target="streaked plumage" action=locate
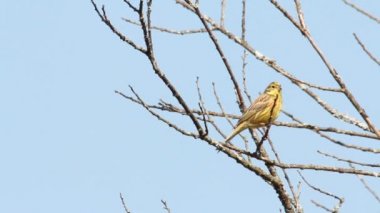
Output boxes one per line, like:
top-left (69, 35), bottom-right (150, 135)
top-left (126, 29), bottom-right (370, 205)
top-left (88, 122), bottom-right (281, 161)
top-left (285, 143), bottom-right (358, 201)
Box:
top-left (224, 82), bottom-right (282, 143)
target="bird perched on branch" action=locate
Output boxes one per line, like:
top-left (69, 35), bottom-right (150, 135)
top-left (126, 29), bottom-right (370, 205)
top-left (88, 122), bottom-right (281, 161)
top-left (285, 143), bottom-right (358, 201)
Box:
top-left (224, 82), bottom-right (282, 143)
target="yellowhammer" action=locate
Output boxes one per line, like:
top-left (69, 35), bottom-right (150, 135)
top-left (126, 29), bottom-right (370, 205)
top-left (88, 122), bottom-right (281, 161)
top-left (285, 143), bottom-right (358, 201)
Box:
top-left (225, 82), bottom-right (282, 143)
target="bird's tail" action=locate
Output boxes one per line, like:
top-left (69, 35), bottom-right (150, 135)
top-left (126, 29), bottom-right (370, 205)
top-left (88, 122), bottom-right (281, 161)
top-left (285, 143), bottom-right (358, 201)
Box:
top-left (224, 123), bottom-right (247, 143)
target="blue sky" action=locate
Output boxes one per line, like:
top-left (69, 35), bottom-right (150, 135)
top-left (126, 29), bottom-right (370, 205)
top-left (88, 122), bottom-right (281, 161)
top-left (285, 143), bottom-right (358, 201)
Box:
top-left (1, 1), bottom-right (380, 212)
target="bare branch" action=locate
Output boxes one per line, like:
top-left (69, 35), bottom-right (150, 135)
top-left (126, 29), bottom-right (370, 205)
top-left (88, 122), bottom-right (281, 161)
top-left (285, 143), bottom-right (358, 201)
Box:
top-left (301, 88), bottom-right (370, 132)
top-left (310, 200), bottom-right (334, 213)
top-left (270, 0), bottom-right (380, 137)
top-left (241, 0), bottom-right (252, 102)
top-left (294, 0), bottom-right (306, 29)
top-left (195, 77), bottom-right (209, 136)
top-left (120, 193), bottom-right (132, 213)
top-left (123, 18), bottom-right (210, 35)
top-left (146, 0), bottom-right (154, 41)
top-left (241, 52), bottom-right (251, 102)
top-left (116, 88), bottom-right (199, 138)
top-left (267, 138), bottom-right (301, 211)
top-left (295, 182), bottom-right (303, 211)
top-left (353, 33), bottom-right (380, 66)
top-left (187, 1), bottom-right (246, 112)
top-left (91, 0), bottom-right (146, 53)
top-left (132, 2), bottom-right (206, 137)
top-left (212, 83), bottom-right (250, 144)
top-left (269, 0), bottom-right (302, 32)
top-left (123, 0), bottom-right (139, 13)
top-left (224, 144), bottom-right (380, 177)
top-left (241, 0), bottom-right (247, 41)
top-left (349, 163), bottom-right (380, 203)
top-left (342, 0), bottom-right (380, 24)
top-left (161, 200), bottom-right (172, 213)
top-left (197, 79), bottom-right (247, 159)
top-left (198, 103), bottom-right (209, 136)
top-left (266, 161), bottom-right (380, 177)
top-left (299, 172), bottom-right (344, 212)
top-left (318, 133), bottom-right (380, 154)
top-left (220, 0), bottom-right (226, 26)
top-left (318, 151), bottom-right (380, 168)
top-left (281, 111), bottom-right (380, 154)
top-left (298, 172), bottom-right (343, 201)
top-left (192, 81), bottom-right (227, 139)
top-left (275, 121), bottom-right (379, 140)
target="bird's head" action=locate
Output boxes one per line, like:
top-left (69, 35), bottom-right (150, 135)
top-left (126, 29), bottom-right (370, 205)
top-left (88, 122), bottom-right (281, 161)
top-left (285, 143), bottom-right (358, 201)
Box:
top-left (264, 82), bottom-right (282, 95)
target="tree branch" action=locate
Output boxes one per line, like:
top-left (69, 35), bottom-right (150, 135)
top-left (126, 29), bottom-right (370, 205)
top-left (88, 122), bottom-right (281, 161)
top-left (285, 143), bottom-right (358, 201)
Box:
top-left (342, 0), bottom-right (380, 24)
top-left (353, 33), bottom-right (380, 66)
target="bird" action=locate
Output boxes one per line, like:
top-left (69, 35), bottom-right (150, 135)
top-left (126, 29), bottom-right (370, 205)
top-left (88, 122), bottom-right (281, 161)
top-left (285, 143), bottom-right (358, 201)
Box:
top-left (224, 82), bottom-right (282, 143)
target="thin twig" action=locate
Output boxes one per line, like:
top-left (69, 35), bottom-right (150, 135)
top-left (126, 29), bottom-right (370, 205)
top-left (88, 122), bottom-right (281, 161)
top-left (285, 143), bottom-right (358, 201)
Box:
top-left (213, 83), bottom-right (260, 146)
top-left (241, 52), bottom-right (251, 102)
top-left (295, 182), bottom-right (303, 212)
top-left (318, 132), bottom-right (380, 154)
top-left (298, 171), bottom-right (344, 201)
top-left (269, 0), bottom-right (302, 33)
top-left (135, 2), bottom-right (206, 138)
top-left (223, 144), bottom-right (380, 177)
top-left (91, 1), bottom-right (146, 53)
top-left (123, 0), bottom-right (139, 13)
top-left (117, 88), bottom-right (198, 138)
top-left (120, 193), bottom-right (132, 213)
top-left (353, 33), bottom-right (380, 66)
top-left (268, 160), bottom-right (380, 177)
top-left (275, 120), bottom-right (379, 140)
top-left (241, 0), bottom-right (247, 41)
top-left (342, 0), bottom-right (380, 24)
top-left (122, 18), bottom-right (211, 35)
top-left (192, 80), bottom-right (228, 139)
top-left (199, 102), bottom-right (209, 136)
top-left (267, 138), bottom-right (301, 211)
top-left (241, 0), bottom-right (252, 102)
top-left (318, 151), bottom-right (380, 168)
top-left (195, 77), bottom-right (209, 136)
top-left (294, 0), bottom-right (306, 29)
top-left (281, 111), bottom-right (380, 154)
top-left (310, 200), bottom-right (334, 213)
top-left (161, 200), bottom-right (172, 213)
top-left (349, 163), bottom-right (380, 203)
top-left (189, 1), bottom-right (246, 112)
top-left (195, 81), bottom-right (245, 159)
top-left (298, 171), bottom-right (345, 212)
top-left (199, 136), bottom-right (294, 213)
top-left (220, 0), bottom-right (226, 26)
top-left (212, 83), bottom-right (250, 144)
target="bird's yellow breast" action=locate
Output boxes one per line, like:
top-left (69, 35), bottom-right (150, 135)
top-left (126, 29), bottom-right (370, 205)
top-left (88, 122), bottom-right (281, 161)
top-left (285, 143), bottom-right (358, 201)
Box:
top-left (250, 92), bottom-right (282, 126)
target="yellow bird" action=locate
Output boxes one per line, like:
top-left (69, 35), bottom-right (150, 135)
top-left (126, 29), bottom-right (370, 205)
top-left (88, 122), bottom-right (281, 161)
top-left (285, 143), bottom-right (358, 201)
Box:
top-left (225, 82), bottom-right (283, 143)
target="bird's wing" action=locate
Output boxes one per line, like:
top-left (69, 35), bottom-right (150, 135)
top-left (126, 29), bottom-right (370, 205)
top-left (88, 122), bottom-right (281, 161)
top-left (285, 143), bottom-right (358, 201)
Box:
top-left (236, 93), bottom-right (272, 126)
